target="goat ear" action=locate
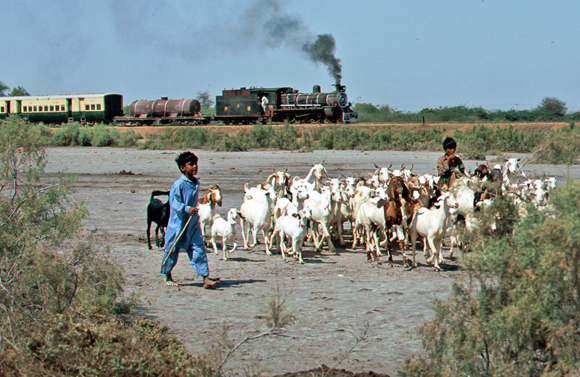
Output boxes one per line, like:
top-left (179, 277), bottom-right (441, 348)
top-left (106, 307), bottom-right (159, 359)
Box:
top-left (377, 198), bottom-right (388, 208)
top-left (292, 213), bottom-right (299, 218)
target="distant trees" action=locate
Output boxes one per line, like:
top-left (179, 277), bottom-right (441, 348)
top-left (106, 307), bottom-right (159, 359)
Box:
top-left (196, 91), bottom-right (214, 108)
top-left (353, 96), bottom-right (579, 123)
top-left (8, 86), bottom-right (30, 97)
top-left (0, 81), bottom-right (30, 97)
top-left (539, 96), bottom-right (567, 116)
top-left (0, 81), bottom-right (8, 97)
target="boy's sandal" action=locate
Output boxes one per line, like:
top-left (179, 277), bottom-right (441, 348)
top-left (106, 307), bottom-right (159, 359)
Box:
top-left (207, 277), bottom-right (220, 282)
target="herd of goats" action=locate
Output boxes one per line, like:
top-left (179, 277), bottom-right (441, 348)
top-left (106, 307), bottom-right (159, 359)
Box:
top-left (147, 158), bottom-right (558, 270)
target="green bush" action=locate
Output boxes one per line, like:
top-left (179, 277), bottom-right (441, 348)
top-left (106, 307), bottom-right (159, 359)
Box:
top-left (118, 129), bottom-right (141, 147)
top-left (400, 185), bottom-right (580, 376)
top-left (0, 116), bottom-right (215, 376)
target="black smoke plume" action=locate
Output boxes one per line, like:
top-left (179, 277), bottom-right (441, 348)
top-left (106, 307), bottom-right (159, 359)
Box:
top-left (302, 34), bottom-right (342, 85)
top-left (239, 0), bottom-right (343, 85)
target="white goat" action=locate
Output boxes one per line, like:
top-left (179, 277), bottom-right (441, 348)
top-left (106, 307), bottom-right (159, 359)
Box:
top-left (198, 185), bottom-right (223, 244)
top-left (210, 208), bottom-right (240, 261)
top-left (407, 192), bottom-right (457, 271)
top-left (239, 184), bottom-right (273, 255)
top-left (269, 208), bottom-right (312, 263)
top-left (303, 186), bottom-right (339, 253)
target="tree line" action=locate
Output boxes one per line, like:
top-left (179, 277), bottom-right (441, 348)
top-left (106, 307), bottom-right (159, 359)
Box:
top-left (0, 81), bottom-right (30, 97)
top-left (354, 96), bottom-right (576, 123)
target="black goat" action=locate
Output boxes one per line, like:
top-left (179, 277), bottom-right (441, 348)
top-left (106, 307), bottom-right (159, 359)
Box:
top-left (147, 190), bottom-right (170, 250)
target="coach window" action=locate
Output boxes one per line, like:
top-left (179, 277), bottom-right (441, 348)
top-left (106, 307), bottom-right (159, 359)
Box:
top-left (61, 105), bottom-right (65, 111)
top-left (97, 104), bottom-right (101, 110)
top-left (28, 106), bottom-right (32, 112)
top-left (85, 104), bottom-right (89, 111)
top-left (50, 106), bottom-right (54, 111)
top-left (33, 106), bottom-right (37, 111)
top-left (1, 107), bottom-right (4, 112)
top-left (23, 107), bottom-right (27, 112)
top-left (91, 104), bottom-right (95, 110)
top-left (44, 106), bottom-right (48, 111)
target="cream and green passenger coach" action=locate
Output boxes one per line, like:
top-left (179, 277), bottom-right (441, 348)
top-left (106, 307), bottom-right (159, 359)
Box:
top-left (0, 93), bottom-right (123, 124)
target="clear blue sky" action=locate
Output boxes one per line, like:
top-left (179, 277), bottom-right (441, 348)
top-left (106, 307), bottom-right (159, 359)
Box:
top-left (3, 0), bottom-right (579, 112)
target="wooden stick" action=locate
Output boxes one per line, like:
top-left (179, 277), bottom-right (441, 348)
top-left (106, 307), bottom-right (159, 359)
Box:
top-left (161, 215), bottom-right (192, 267)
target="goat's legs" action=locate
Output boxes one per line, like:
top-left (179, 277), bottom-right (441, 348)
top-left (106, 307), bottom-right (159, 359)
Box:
top-left (295, 239), bottom-right (305, 264)
top-left (147, 221), bottom-right (153, 250)
top-left (240, 219), bottom-right (250, 250)
top-left (221, 236), bottom-right (229, 261)
top-left (425, 238), bottom-right (443, 271)
top-left (319, 224), bottom-right (336, 253)
top-left (210, 234), bottom-right (220, 255)
top-left (279, 232), bottom-right (287, 261)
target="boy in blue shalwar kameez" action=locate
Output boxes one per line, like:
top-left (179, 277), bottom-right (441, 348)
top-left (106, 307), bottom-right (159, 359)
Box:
top-left (161, 151), bottom-right (220, 289)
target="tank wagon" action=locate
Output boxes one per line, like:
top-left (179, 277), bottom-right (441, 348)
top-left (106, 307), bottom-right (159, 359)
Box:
top-left (0, 93), bottom-right (123, 124)
top-left (215, 84), bottom-right (358, 124)
top-left (114, 98), bottom-right (210, 126)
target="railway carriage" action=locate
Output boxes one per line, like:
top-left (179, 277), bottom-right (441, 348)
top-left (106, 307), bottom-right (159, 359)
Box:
top-left (0, 93), bottom-right (123, 124)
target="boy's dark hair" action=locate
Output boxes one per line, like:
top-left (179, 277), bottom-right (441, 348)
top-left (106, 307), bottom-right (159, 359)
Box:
top-left (175, 151), bottom-right (198, 168)
top-left (443, 137), bottom-right (457, 150)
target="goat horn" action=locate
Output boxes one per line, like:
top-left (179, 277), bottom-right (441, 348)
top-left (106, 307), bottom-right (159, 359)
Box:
top-left (272, 165), bottom-right (277, 172)
top-left (284, 167), bottom-right (288, 174)
top-left (388, 163), bottom-right (392, 169)
top-left (373, 162), bottom-right (380, 169)
top-left (364, 168), bottom-right (373, 177)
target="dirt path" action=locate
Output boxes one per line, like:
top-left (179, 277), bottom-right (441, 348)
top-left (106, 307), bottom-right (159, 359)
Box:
top-left (44, 147), bottom-right (579, 376)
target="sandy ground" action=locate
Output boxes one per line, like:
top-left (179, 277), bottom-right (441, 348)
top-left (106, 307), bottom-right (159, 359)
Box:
top-left (44, 147), bottom-right (579, 376)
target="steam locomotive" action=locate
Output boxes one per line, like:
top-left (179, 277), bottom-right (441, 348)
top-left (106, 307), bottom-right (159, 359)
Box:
top-left (0, 84), bottom-right (358, 125)
top-left (214, 84), bottom-right (357, 124)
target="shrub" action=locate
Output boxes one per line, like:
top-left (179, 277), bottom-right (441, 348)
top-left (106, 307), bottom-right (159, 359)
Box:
top-left (0, 117), bottom-right (211, 376)
top-left (92, 124), bottom-right (119, 147)
top-left (173, 127), bottom-right (208, 149)
top-left (400, 185), bottom-right (580, 376)
top-left (118, 129), bottom-right (141, 147)
top-left (51, 122), bottom-right (82, 146)
top-left (271, 122), bottom-right (299, 150)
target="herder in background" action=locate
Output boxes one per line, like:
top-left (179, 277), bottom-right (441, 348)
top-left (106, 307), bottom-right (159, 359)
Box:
top-left (437, 137), bottom-right (465, 189)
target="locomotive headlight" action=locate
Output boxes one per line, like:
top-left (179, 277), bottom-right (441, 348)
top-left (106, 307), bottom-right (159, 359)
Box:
top-left (337, 92), bottom-right (348, 108)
